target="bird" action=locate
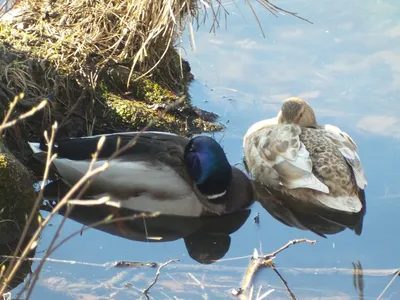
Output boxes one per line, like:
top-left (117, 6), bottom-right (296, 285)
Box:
top-left (29, 131), bottom-right (254, 217)
top-left (243, 97), bottom-right (367, 233)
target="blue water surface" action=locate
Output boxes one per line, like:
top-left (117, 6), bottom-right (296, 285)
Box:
top-left (12, 0), bottom-right (400, 299)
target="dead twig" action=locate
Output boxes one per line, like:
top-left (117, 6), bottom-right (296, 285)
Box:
top-left (0, 122), bottom-right (57, 296)
top-left (256, 0), bottom-right (313, 24)
top-left (271, 263), bottom-right (296, 300)
top-left (267, 238), bottom-right (316, 259)
top-left (143, 259), bottom-right (180, 296)
top-left (0, 94), bottom-right (47, 135)
top-left (232, 238), bottom-right (316, 298)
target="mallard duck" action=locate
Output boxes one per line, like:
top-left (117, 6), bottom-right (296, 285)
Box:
top-left (29, 131), bottom-right (254, 217)
top-left (243, 97), bottom-right (367, 216)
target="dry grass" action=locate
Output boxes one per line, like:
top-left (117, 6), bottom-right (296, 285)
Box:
top-left (1, 0), bottom-right (310, 91)
top-left (3, 0), bottom-right (199, 90)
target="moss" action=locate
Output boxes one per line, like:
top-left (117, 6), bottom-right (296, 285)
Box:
top-left (102, 91), bottom-right (223, 135)
top-left (97, 70), bottom-right (223, 134)
top-left (132, 77), bottom-right (176, 104)
top-left (0, 155), bottom-right (8, 168)
top-left (0, 142), bottom-right (39, 244)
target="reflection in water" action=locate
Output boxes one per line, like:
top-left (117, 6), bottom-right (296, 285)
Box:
top-left (0, 234), bottom-right (37, 297)
top-left (253, 180), bottom-right (366, 237)
top-left (352, 261), bottom-right (365, 300)
top-left (271, 263), bottom-right (296, 300)
top-left (51, 198), bottom-right (250, 264)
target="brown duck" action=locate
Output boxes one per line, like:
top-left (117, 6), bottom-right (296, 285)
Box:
top-left (243, 97), bottom-right (367, 215)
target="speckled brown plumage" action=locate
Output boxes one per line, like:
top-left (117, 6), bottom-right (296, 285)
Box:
top-left (243, 97), bottom-right (367, 215)
top-left (300, 127), bottom-right (357, 197)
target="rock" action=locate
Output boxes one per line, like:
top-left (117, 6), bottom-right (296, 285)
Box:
top-left (0, 140), bottom-right (39, 245)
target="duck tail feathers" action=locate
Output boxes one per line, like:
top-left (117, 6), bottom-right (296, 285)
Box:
top-left (28, 134), bottom-right (56, 154)
top-left (353, 220), bottom-right (363, 236)
top-left (28, 142), bottom-right (43, 154)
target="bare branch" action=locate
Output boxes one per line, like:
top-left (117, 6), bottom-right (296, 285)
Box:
top-left (232, 239), bottom-right (316, 298)
top-left (143, 259), bottom-right (180, 296)
top-left (271, 264), bottom-right (296, 299)
top-left (377, 269), bottom-right (400, 300)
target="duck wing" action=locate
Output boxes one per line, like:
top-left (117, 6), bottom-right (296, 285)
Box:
top-left (323, 125), bottom-right (367, 189)
top-left (35, 153), bottom-right (206, 216)
top-left (248, 124), bottom-right (329, 193)
top-left (30, 131), bottom-right (192, 183)
top-left (35, 131), bottom-right (189, 161)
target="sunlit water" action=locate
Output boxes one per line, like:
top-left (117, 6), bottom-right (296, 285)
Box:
top-left (12, 0), bottom-right (400, 298)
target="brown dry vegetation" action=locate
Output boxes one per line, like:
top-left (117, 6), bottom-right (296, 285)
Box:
top-left (0, 0), bottom-right (309, 163)
top-left (0, 0), bottom-right (230, 163)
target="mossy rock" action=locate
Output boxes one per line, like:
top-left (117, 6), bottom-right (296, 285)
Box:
top-left (0, 141), bottom-right (39, 244)
top-left (100, 90), bottom-right (223, 135)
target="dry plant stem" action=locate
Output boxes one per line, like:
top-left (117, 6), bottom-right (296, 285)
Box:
top-left (2, 148), bottom-right (108, 297)
top-left (0, 122), bottom-right (57, 295)
top-left (246, 0), bottom-right (266, 38)
top-left (0, 93), bottom-right (21, 136)
top-left (265, 239), bottom-right (316, 260)
top-left (271, 264), bottom-right (296, 300)
top-left (142, 259), bottom-right (180, 296)
top-left (17, 212), bottom-right (159, 299)
top-left (24, 136), bottom-right (108, 298)
top-left (257, 0), bottom-right (313, 24)
top-left (18, 97), bottom-right (185, 298)
top-left (377, 269), bottom-right (400, 300)
top-left (0, 99), bottom-right (47, 133)
top-left (0, 94), bottom-right (46, 136)
top-left (233, 239), bottom-right (316, 298)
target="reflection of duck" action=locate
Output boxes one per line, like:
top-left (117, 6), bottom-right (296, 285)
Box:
top-left (29, 131), bottom-right (254, 217)
top-left (54, 201), bottom-right (250, 264)
top-left (253, 180), bottom-right (365, 237)
top-left (243, 97), bottom-right (367, 233)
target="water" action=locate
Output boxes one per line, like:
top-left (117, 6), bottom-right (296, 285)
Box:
top-left (11, 0), bottom-right (400, 298)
